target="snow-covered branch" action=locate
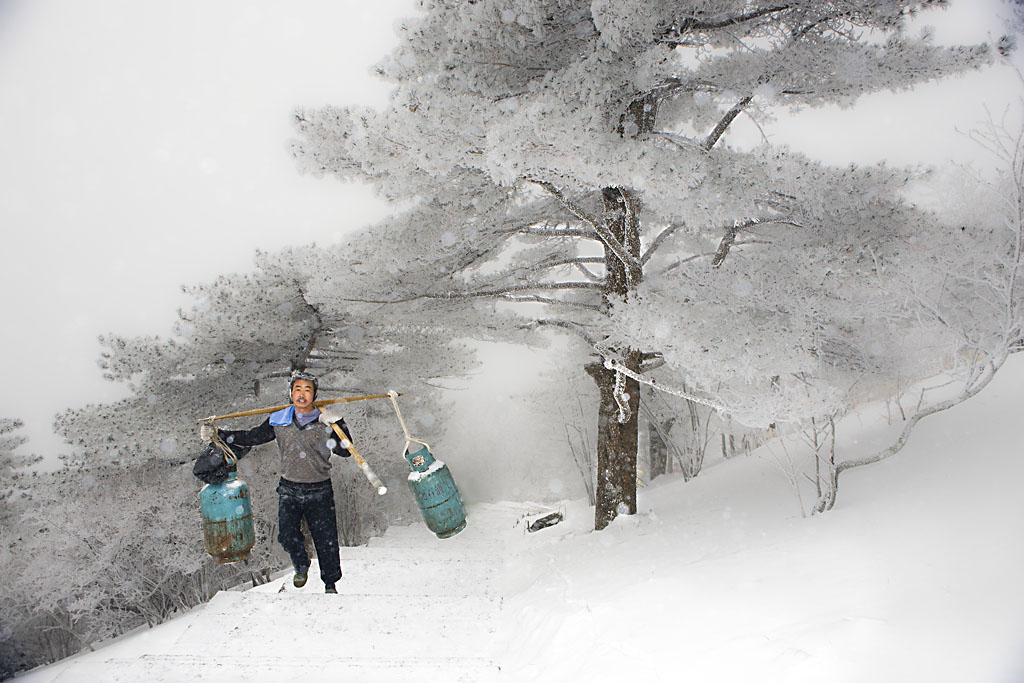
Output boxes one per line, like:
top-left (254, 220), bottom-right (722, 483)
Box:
top-left (530, 180), bottom-right (642, 273)
top-left (814, 355), bottom-right (1004, 514)
top-left (641, 222), bottom-right (685, 265)
top-left (705, 95), bottom-right (754, 151)
top-left (522, 255), bottom-right (605, 282)
top-left (660, 5), bottom-right (792, 42)
top-left (339, 281), bottom-right (603, 306)
top-left (502, 294), bottom-right (601, 311)
top-left (526, 319), bottom-right (601, 346)
top-left (517, 224), bottom-right (593, 239)
top-left (710, 217), bottom-right (797, 267)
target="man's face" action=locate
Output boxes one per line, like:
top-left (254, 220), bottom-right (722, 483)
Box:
top-left (291, 380), bottom-right (316, 413)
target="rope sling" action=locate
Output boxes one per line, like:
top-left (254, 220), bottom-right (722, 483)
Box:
top-left (209, 429), bottom-right (239, 467)
top-left (387, 390), bottom-right (429, 456)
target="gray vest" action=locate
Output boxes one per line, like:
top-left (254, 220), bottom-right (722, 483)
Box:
top-left (273, 421), bottom-right (337, 483)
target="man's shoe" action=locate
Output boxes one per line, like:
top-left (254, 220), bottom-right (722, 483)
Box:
top-left (293, 569), bottom-right (308, 588)
top-left (325, 585), bottom-right (338, 594)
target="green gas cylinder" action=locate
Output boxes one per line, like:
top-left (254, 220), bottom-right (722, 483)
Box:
top-left (405, 445), bottom-right (467, 539)
top-left (199, 471), bottom-right (255, 564)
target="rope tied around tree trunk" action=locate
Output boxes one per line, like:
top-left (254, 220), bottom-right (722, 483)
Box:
top-left (602, 356), bottom-right (731, 416)
top-left (613, 368), bottom-right (632, 424)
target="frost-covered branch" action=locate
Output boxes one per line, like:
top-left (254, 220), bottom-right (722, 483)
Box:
top-left (814, 356), bottom-right (1004, 513)
top-left (340, 281), bottom-right (603, 305)
top-left (813, 113), bottom-right (1024, 512)
top-left (710, 219), bottom-right (749, 268)
top-left (641, 223), bottom-right (685, 265)
top-left (530, 180), bottom-right (642, 273)
top-left (526, 319), bottom-right (601, 346)
top-left (658, 5), bottom-right (792, 45)
top-left (505, 295), bottom-right (604, 311)
top-left (436, 281), bottom-right (605, 298)
top-left (660, 251), bottom-right (719, 274)
top-left (517, 224), bottom-right (593, 239)
top-left (652, 131), bottom-right (704, 153)
top-left (523, 255), bottom-right (605, 282)
top-left (710, 217), bottom-right (796, 267)
top-left (572, 260), bottom-right (605, 282)
top-left (705, 94), bottom-right (754, 151)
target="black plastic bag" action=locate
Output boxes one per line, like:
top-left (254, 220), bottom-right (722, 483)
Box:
top-left (192, 442), bottom-right (251, 485)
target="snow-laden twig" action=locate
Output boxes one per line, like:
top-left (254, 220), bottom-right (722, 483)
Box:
top-left (641, 222), bottom-right (685, 265)
top-left (705, 94), bottom-right (754, 151)
top-left (338, 280), bottom-right (603, 305)
top-left (526, 319), bottom-right (601, 346)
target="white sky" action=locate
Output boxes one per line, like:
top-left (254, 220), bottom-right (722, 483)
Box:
top-left (0, 0), bottom-right (1020, 459)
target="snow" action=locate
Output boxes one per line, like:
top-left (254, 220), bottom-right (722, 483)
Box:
top-left (407, 458), bottom-right (446, 482)
top-left (16, 353), bottom-right (1024, 682)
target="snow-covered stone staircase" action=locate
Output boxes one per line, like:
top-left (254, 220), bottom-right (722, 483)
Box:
top-left (41, 502), bottom-right (528, 682)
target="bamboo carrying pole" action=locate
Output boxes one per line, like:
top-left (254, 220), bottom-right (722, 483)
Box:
top-left (197, 392), bottom-right (395, 496)
top-left (196, 393), bottom-right (400, 424)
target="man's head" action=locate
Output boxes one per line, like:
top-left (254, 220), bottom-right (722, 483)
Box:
top-left (289, 370), bottom-right (318, 413)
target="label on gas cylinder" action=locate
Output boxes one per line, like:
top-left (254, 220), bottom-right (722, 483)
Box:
top-left (412, 477), bottom-right (456, 507)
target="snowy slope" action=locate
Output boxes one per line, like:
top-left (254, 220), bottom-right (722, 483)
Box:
top-left (16, 354), bottom-right (1024, 682)
top-left (16, 504), bottom-right (518, 682)
top-left (497, 353), bottom-right (1024, 683)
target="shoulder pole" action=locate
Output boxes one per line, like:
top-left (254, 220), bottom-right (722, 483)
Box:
top-left (196, 392), bottom-right (393, 496)
top-left (197, 393), bottom-right (401, 424)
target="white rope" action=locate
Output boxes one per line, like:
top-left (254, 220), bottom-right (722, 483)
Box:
top-left (388, 390), bottom-right (430, 457)
top-left (602, 357), bottom-right (731, 415)
top-left (613, 369), bottom-right (631, 424)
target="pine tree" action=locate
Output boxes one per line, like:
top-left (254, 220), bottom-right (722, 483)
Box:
top-left (0, 418), bottom-right (40, 526)
top-left (57, 249), bottom-right (472, 472)
top-left (293, 1), bottom-right (995, 529)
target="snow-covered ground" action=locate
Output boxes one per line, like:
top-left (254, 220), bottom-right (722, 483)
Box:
top-left (499, 356), bottom-right (1024, 682)
top-left (16, 354), bottom-right (1024, 682)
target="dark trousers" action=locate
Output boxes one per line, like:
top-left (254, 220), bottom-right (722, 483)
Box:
top-left (276, 478), bottom-right (342, 586)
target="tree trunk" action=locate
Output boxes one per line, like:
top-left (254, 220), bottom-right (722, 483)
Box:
top-left (586, 352), bottom-right (641, 530)
top-left (579, 94), bottom-right (656, 530)
top-left (587, 185), bottom-right (644, 530)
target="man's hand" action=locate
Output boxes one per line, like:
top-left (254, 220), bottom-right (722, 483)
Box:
top-left (318, 408), bottom-right (344, 426)
top-left (200, 423), bottom-right (216, 443)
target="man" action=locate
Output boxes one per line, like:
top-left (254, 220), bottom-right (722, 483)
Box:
top-left (200, 370), bottom-right (351, 594)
